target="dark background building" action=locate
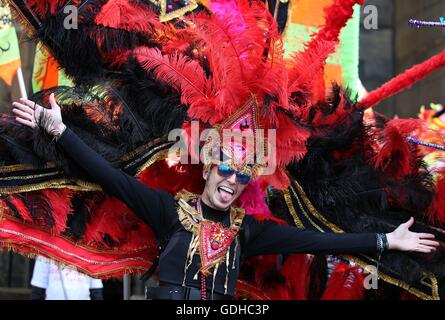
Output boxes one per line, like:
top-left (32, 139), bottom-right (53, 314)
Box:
top-left (360, 0), bottom-right (445, 118)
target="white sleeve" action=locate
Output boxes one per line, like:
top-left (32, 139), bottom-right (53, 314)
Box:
top-left (89, 277), bottom-right (103, 289)
top-left (30, 256), bottom-right (50, 289)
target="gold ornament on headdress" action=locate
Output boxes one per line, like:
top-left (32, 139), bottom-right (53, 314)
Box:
top-left (200, 96), bottom-right (270, 180)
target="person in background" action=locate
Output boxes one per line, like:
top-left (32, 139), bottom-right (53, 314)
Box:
top-left (31, 255), bottom-right (104, 300)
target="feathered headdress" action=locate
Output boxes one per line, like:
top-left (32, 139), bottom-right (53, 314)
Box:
top-left (133, 0), bottom-right (366, 189)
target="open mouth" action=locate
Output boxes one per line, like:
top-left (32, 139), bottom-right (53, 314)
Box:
top-left (217, 186), bottom-right (234, 202)
top-left (218, 186), bottom-right (234, 195)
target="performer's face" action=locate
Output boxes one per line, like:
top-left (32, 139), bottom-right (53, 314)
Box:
top-left (201, 164), bottom-right (250, 211)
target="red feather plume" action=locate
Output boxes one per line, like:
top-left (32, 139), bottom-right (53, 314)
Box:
top-left (138, 160), bottom-right (205, 196)
top-left (40, 189), bottom-right (73, 235)
top-left (281, 254), bottom-right (311, 300)
top-left (26, 0), bottom-right (76, 17)
top-left (94, 0), bottom-right (164, 33)
top-left (242, 1), bottom-right (289, 111)
top-left (82, 196), bottom-right (134, 247)
top-left (370, 119), bottom-right (424, 179)
top-left (250, 255), bottom-right (289, 299)
top-left (235, 180), bottom-right (272, 218)
top-left (275, 112), bottom-right (310, 165)
top-left (134, 47), bottom-right (216, 121)
top-left (7, 195), bottom-right (33, 223)
top-left (189, 0), bottom-right (270, 121)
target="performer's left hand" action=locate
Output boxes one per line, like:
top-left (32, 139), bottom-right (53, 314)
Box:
top-left (386, 217), bottom-right (440, 253)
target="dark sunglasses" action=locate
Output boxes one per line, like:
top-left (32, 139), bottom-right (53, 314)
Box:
top-left (216, 164), bottom-right (252, 185)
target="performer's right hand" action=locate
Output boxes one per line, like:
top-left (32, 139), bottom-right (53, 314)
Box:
top-left (12, 93), bottom-right (66, 137)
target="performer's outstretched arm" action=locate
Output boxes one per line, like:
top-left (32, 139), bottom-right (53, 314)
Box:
top-left (244, 217), bottom-right (439, 257)
top-left (12, 95), bottom-right (176, 238)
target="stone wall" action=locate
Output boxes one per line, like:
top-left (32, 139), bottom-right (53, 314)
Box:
top-left (359, 0), bottom-right (395, 116)
top-left (360, 0), bottom-right (445, 118)
top-left (0, 251), bottom-right (32, 288)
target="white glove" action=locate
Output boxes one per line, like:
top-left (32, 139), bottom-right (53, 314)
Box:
top-left (12, 93), bottom-right (66, 137)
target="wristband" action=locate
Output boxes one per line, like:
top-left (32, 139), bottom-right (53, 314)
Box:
top-left (376, 233), bottom-right (389, 254)
top-left (54, 124), bottom-right (67, 142)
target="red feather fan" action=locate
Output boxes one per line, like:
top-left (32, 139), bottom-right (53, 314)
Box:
top-left (266, 167), bottom-right (291, 191)
top-left (161, 28), bottom-right (199, 55)
top-left (288, 40), bottom-right (337, 104)
top-left (249, 253), bottom-right (311, 300)
top-left (250, 255), bottom-right (289, 299)
top-left (242, 1), bottom-right (289, 112)
top-left (275, 112), bottom-right (310, 165)
top-left (138, 160), bottom-right (205, 196)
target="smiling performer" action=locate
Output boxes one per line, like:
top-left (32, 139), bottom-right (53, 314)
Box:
top-left (3, 0), bottom-right (445, 300)
top-left (12, 89), bottom-right (439, 300)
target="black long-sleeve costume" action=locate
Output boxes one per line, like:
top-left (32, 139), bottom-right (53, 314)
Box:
top-left (58, 128), bottom-right (378, 296)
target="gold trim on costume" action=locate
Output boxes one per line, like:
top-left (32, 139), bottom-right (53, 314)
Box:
top-left (282, 189), bottom-right (304, 228)
top-left (0, 241), bottom-right (149, 278)
top-left (0, 171), bottom-right (62, 181)
top-left (135, 148), bottom-right (170, 175)
top-left (0, 142), bottom-right (170, 195)
top-left (0, 163), bottom-right (56, 173)
top-left (0, 179), bottom-right (102, 195)
top-left (288, 184), bottom-right (324, 232)
top-left (292, 180), bottom-right (343, 233)
top-left (0, 228), bottom-right (150, 265)
top-left (341, 254), bottom-right (439, 300)
top-left (119, 137), bottom-right (166, 163)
